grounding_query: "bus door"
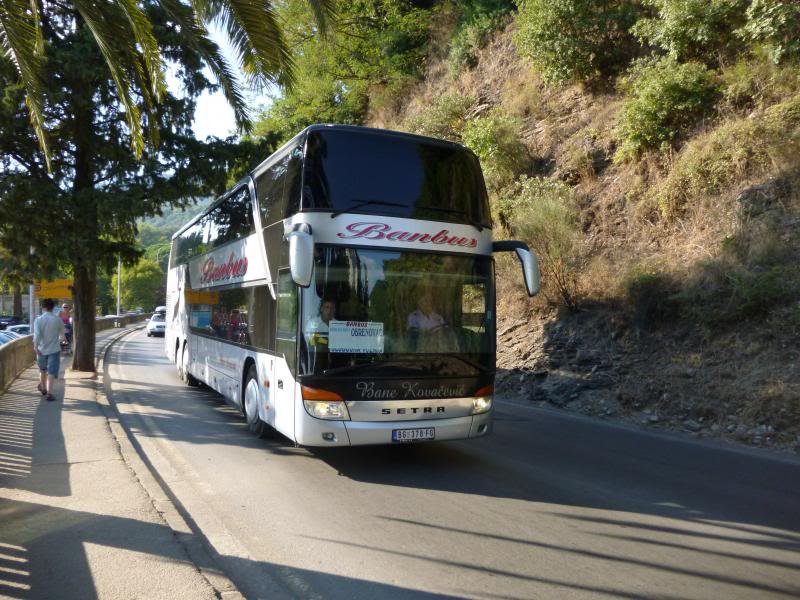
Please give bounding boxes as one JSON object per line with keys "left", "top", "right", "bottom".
{"left": 274, "top": 269, "right": 298, "bottom": 437}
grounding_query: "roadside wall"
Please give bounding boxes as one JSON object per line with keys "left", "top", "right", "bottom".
{"left": 0, "top": 314, "right": 147, "bottom": 392}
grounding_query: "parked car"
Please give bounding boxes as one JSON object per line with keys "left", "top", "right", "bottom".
{"left": 0, "top": 331, "right": 18, "bottom": 344}
{"left": 6, "top": 324, "right": 30, "bottom": 335}
{"left": 154, "top": 305, "right": 166, "bottom": 316}
{"left": 0, "top": 315, "right": 24, "bottom": 330}
{"left": 2, "top": 330, "right": 23, "bottom": 339}
{"left": 146, "top": 313, "right": 166, "bottom": 337}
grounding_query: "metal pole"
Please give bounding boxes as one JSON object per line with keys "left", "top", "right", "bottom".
{"left": 28, "top": 246, "right": 35, "bottom": 322}
{"left": 117, "top": 255, "right": 122, "bottom": 316}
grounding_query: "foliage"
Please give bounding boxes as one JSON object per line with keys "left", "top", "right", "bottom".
{"left": 404, "top": 92, "right": 476, "bottom": 142}
{"left": 514, "top": 0, "right": 640, "bottom": 84}
{"left": 654, "top": 95, "right": 800, "bottom": 217}
{"left": 111, "top": 259, "right": 164, "bottom": 312}
{"left": 0, "top": 0, "right": 333, "bottom": 164}
{"left": 497, "top": 176, "right": 583, "bottom": 308}
{"left": 253, "top": 0, "right": 434, "bottom": 142}
{"left": 632, "top": 0, "right": 747, "bottom": 64}
{"left": 462, "top": 110, "right": 528, "bottom": 192}
{"left": 624, "top": 269, "right": 680, "bottom": 329}
{"left": 615, "top": 57, "right": 719, "bottom": 161}
{"left": 0, "top": 4, "right": 275, "bottom": 370}
{"left": 446, "top": 0, "right": 514, "bottom": 75}
{"left": 720, "top": 49, "right": 800, "bottom": 110}
{"left": 737, "top": 0, "right": 800, "bottom": 64}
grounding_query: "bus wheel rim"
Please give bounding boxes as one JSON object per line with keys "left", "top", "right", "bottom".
{"left": 245, "top": 378, "right": 259, "bottom": 422}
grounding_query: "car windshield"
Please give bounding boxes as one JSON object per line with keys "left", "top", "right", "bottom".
{"left": 151, "top": 314, "right": 165, "bottom": 322}
{"left": 300, "top": 247, "right": 494, "bottom": 377}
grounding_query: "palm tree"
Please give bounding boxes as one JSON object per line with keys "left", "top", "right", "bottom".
{"left": 0, "top": 0, "right": 334, "bottom": 166}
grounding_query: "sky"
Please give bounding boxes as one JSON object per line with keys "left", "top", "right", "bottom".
{"left": 184, "top": 25, "right": 270, "bottom": 140}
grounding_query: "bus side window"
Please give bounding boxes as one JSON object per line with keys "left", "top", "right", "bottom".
{"left": 276, "top": 269, "right": 297, "bottom": 371}
{"left": 283, "top": 147, "right": 303, "bottom": 218}
{"left": 257, "top": 156, "right": 288, "bottom": 227}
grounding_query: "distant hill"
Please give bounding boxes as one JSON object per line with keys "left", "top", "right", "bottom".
{"left": 142, "top": 197, "right": 213, "bottom": 234}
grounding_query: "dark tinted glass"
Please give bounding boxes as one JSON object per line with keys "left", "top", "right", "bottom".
{"left": 187, "top": 285, "right": 275, "bottom": 351}
{"left": 256, "top": 155, "right": 289, "bottom": 225}
{"left": 207, "top": 188, "right": 253, "bottom": 248}
{"left": 302, "top": 130, "right": 491, "bottom": 227}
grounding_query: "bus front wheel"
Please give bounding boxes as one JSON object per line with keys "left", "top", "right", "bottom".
{"left": 244, "top": 366, "right": 270, "bottom": 438}
{"left": 181, "top": 345, "right": 199, "bottom": 387}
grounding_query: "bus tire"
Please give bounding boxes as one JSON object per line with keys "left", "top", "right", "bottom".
{"left": 181, "top": 344, "right": 199, "bottom": 387}
{"left": 243, "top": 366, "right": 270, "bottom": 438}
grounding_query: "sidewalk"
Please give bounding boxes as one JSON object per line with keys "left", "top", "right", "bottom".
{"left": 0, "top": 326, "right": 227, "bottom": 599}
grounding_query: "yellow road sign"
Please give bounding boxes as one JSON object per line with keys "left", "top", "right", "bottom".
{"left": 35, "top": 279, "right": 73, "bottom": 299}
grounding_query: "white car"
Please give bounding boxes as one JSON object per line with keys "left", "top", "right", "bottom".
{"left": 146, "top": 313, "right": 166, "bottom": 337}
{"left": 6, "top": 324, "right": 30, "bottom": 335}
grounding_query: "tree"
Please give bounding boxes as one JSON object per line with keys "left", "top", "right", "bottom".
{"left": 0, "top": 5, "right": 279, "bottom": 370}
{"left": 632, "top": 0, "right": 747, "bottom": 64}
{"left": 254, "top": 0, "right": 433, "bottom": 142}
{"left": 112, "top": 259, "right": 163, "bottom": 312}
{"left": 514, "top": 0, "right": 640, "bottom": 84}
{"left": 0, "top": 0, "right": 334, "bottom": 164}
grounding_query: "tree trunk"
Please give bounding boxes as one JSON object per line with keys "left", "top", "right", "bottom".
{"left": 12, "top": 286, "right": 22, "bottom": 317}
{"left": 72, "top": 262, "right": 97, "bottom": 372}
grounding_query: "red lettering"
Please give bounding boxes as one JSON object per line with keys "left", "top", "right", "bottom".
{"left": 336, "top": 221, "right": 479, "bottom": 249}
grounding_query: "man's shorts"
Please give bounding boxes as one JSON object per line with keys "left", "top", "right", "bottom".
{"left": 37, "top": 352, "right": 60, "bottom": 377}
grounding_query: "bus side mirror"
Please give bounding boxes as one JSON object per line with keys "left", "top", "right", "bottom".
{"left": 287, "top": 230, "right": 314, "bottom": 287}
{"left": 492, "top": 240, "right": 540, "bottom": 297}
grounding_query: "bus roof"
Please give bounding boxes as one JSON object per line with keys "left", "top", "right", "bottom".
{"left": 172, "top": 124, "right": 476, "bottom": 240}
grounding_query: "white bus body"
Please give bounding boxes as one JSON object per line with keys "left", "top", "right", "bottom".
{"left": 165, "top": 125, "right": 538, "bottom": 447}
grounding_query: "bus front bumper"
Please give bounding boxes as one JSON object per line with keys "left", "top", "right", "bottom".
{"left": 295, "top": 411, "right": 493, "bottom": 447}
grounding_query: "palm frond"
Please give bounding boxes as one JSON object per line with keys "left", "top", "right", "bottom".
{"left": 116, "top": 0, "right": 166, "bottom": 102}
{"left": 72, "top": 0, "right": 167, "bottom": 156}
{"left": 159, "top": 0, "right": 251, "bottom": 131}
{"left": 0, "top": 0, "right": 50, "bottom": 169}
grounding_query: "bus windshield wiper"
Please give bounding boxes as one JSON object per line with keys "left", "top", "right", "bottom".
{"left": 330, "top": 199, "right": 407, "bottom": 218}
{"left": 415, "top": 205, "right": 483, "bottom": 231}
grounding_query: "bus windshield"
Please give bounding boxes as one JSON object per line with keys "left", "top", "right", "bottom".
{"left": 302, "top": 129, "right": 492, "bottom": 228}
{"left": 300, "top": 247, "right": 495, "bottom": 377}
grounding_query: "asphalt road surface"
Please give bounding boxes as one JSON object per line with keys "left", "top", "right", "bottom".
{"left": 105, "top": 329, "right": 800, "bottom": 599}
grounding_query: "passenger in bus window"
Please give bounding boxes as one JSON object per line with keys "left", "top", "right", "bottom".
{"left": 407, "top": 289, "right": 445, "bottom": 333}
{"left": 306, "top": 299, "right": 335, "bottom": 335}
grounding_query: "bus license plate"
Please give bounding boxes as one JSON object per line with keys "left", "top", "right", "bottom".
{"left": 392, "top": 428, "right": 435, "bottom": 442}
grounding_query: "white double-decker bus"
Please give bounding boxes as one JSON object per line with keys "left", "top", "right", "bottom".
{"left": 165, "top": 125, "right": 539, "bottom": 446}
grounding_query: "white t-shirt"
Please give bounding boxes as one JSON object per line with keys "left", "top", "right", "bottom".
{"left": 34, "top": 310, "right": 65, "bottom": 355}
{"left": 407, "top": 309, "right": 445, "bottom": 332}
{"left": 305, "top": 316, "right": 330, "bottom": 333}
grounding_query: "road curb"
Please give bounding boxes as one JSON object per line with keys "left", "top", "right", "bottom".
{"left": 94, "top": 327, "right": 245, "bottom": 600}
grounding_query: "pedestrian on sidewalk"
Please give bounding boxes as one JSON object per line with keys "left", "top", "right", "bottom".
{"left": 33, "top": 298, "right": 65, "bottom": 402}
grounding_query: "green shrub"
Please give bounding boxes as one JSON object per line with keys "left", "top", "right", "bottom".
{"left": 447, "top": 1, "right": 514, "bottom": 75}
{"left": 738, "top": 0, "right": 800, "bottom": 64}
{"left": 404, "top": 92, "right": 476, "bottom": 142}
{"left": 720, "top": 49, "right": 800, "bottom": 110}
{"left": 497, "top": 176, "right": 583, "bottom": 308}
{"left": 655, "top": 95, "right": 800, "bottom": 217}
{"left": 514, "top": 0, "right": 640, "bottom": 84}
{"left": 447, "top": 12, "right": 506, "bottom": 74}
{"left": 731, "top": 266, "right": 799, "bottom": 319}
{"left": 615, "top": 57, "right": 719, "bottom": 161}
{"left": 462, "top": 111, "right": 528, "bottom": 192}
{"left": 632, "top": 0, "right": 747, "bottom": 63}
{"left": 625, "top": 270, "right": 680, "bottom": 328}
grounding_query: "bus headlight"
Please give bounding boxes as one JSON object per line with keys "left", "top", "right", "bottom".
{"left": 304, "top": 400, "right": 350, "bottom": 420}
{"left": 472, "top": 385, "right": 493, "bottom": 414}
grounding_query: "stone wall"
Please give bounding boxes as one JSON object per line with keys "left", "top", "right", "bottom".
{"left": 0, "top": 314, "right": 147, "bottom": 391}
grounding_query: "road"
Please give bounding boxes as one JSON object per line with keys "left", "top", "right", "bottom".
{"left": 105, "top": 329, "right": 800, "bottom": 599}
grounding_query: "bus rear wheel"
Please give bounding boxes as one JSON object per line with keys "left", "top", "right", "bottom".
{"left": 244, "top": 366, "right": 270, "bottom": 438}
{"left": 181, "top": 344, "right": 199, "bottom": 387}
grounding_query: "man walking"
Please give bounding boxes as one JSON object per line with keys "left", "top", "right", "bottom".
{"left": 33, "top": 298, "right": 65, "bottom": 402}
